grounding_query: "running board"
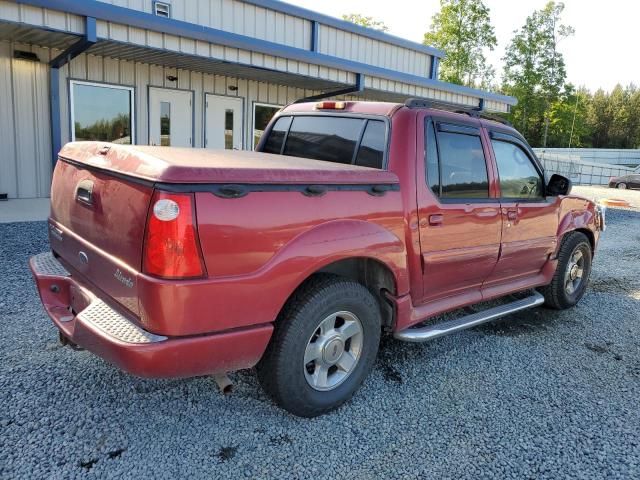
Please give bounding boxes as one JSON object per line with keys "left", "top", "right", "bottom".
{"left": 394, "top": 291, "right": 545, "bottom": 343}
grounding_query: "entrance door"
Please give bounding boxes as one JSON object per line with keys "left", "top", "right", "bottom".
{"left": 149, "top": 87, "right": 193, "bottom": 147}
{"left": 205, "top": 94, "right": 243, "bottom": 150}
{"left": 417, "top": 116, "right": 502, "bottom": 303}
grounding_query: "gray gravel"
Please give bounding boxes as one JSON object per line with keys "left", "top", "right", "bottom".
{"left": 1, "top": 192, "right": 640, "bottom": 479}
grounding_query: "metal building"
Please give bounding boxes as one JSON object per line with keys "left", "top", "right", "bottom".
{"left": 0, "top": 0, "right": 516, "bottom": 199}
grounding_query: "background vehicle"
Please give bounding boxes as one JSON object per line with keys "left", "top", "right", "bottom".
{"left": 609, "top": 173, "right": 640, "bottom": 189}
{"left": 30, "top": 99, "right": 604, "bottom": 417}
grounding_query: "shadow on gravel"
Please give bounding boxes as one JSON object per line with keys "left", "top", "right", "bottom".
{"left": 474, "top": 307, "right": 560, "bottom": 337}
{"left": 589, "top": 276, "right": 637, "bottom": 294}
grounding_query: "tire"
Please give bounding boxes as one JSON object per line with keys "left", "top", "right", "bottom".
{"left": 539, "top": 231, "right": 592, "bottom": 309}
{"left": 617, "top": 183, "right": 627, "bottom": 189}
{"left": 257, "top": 274, "right": 381, "bottom": 417}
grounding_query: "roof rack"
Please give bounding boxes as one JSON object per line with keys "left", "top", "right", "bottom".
{"left": 404, "top": 98, "right": 512, "bottom": 127}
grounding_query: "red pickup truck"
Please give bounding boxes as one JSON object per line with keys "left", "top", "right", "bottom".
{"left": 31, "top": 100, "right": 605, "bottom": 417}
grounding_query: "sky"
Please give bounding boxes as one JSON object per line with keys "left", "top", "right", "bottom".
{"left": 287, "top": 0, "right": 639, "bottom": 92}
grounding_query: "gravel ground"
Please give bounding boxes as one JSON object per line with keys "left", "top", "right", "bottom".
{"left": 1, "top": 189, "right": 639, "bottom": 479}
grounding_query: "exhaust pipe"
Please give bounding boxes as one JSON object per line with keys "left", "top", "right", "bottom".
{"left": 213, "top": 374, "right": 233, "bottom": 395}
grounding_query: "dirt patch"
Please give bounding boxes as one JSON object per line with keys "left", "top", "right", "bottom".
{"left": 216, "top": 446, "right": 238, "bottom": 462}
{"left": 269, "top": 434, "right": 292, "bottom": 446}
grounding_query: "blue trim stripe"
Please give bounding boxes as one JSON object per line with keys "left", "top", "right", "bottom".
{"left": 240, "top": 0, "right": 445, "bottom": 58}
{"left": 20, "top": 0, "right": 516, "bottom": 106}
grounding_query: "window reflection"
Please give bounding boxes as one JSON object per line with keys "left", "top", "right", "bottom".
{"left": 160, "top": 101, "right": 171, "bottom": 146}
{"left": 72, "top": 82, "right": 133, "bottom": 144}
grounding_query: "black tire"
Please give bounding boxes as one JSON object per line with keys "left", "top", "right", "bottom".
{"left": 617, "top": 182, "right": 627, "bottom": 189}
{"left": 256, "top": 274, "right": 381, "bottom": 417}
{"left": 539, "top": 231, "right": 592, "bottom": 309}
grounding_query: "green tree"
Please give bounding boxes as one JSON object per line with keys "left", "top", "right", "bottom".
{"left": 342, "top": 14, "right": 389, "bottom": 32}
{"left": 502, "top": 2, "right": 574, "bottom": 146}
{"left": 423, "top": 0, "right": 497, "bottom": 88}
{"left": 547, "top": 85, "right": 592, "bottom": 147}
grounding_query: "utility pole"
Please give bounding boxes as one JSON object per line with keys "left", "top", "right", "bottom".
{"left": 568, "top": 93, "right": 579, "bottom": 148}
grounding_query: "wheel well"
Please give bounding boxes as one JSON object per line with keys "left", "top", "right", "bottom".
{"left": 303, "top": 258, "right": 397, "bottom": 329}
{"left": 574, "top": 228, "right": 595, "bottom": 252}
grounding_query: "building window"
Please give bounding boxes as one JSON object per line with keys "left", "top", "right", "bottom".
{"left": 70, "top": 80, "right": 135, "bottom": 144}
{"left": 154, "top": 1, "right": 171, "bottom": 18}
{"left": 253, "top": 103, "right": 282, "bottom": 149}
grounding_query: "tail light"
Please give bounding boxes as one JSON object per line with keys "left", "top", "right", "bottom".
{"left": 143, "top": 190, "right": 206, "bottom": 279}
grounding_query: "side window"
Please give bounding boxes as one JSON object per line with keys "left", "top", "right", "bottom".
{"left": 354, "top": 120, "right": 385, "bottom": 169}
{"left": 262, "top": 116, "right": 292, "bottom": 154}
{"left": 491, "top": 140, "right": 543, "bottom": 199}
{"left": 425, "top": 120, "right": 489, "bottom": 199}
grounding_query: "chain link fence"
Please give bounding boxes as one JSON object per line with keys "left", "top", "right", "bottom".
{"left": 533, "top": 150, "right": 638, "bottom": 186}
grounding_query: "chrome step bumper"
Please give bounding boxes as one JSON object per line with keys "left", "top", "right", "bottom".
{"left": 394, "top": 291, "right": 545, "bottom": 342}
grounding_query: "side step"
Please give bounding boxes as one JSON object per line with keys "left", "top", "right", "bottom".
{"left": 394, "top": 291, "right": 545, "bottom": 343}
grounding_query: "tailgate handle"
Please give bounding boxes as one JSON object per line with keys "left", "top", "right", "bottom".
{"left": 76, "top": 180, "right": 94, "bottom": 206}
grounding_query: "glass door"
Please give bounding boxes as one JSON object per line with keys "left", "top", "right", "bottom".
{"left": 205, "top": 94, "right": 244, "bottom": 150}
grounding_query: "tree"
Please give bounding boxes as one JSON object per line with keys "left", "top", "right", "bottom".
{"left": 423, "top": 0, "right": 497, "bottom": 88}
{"left": 502, "top": 2, "right": 574, "bottom": 147}
{"left": 342, "top": 14, "right": 389, "bottom": 32}
{"left": 547, "top": 85, "right": 592, "bottom": 148}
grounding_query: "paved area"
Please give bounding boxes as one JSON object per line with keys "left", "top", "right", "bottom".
{"left": 0, "top": 189, "right": 639, "bottom": 479}
{"left": 0, "top": 198, "right": 50, "bottom": 223}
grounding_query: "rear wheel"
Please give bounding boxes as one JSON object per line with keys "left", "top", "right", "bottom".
{"left": 539, "top": 231, "right": 592, "bottom": 309}
{"left": 617, "top": 182, "right": 627, "bottom": 189}
{"left": 257, "top": 274, "right": 381, "bottom": 417}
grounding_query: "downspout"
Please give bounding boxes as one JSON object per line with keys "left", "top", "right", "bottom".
{"left": 49, "top": 16, "right": 97, "bottom": 168}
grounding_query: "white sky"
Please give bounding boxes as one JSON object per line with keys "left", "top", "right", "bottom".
{"left": 287, "top": 0, "right": 639, "bottom": 92}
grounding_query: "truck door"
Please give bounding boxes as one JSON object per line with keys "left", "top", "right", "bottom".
{"left": 417, "top": 116, "right": 502, "bottom": 303}
{"left": 482, "top": 131, "right": 559, "bottom": 288}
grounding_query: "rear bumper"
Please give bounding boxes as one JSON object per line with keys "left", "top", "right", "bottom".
{"left": 29, "top": 252, "right": 273, "bottom": 378}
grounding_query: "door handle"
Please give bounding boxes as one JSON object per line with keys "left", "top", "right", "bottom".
{"left": 429, "top": 214, "right": 444, "bottom": 226}
{"left": 507, "top": 210, "right": 517, "bottom": 221}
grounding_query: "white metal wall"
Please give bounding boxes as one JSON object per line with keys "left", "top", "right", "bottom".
{"left": 317, "top": 25, "right": 432, "bottom": 78}
{"left": 0, "top": 41, "right": 52, "bottom": 199}
{"left": 0, "top": 40, "right": 332, "bottom": 198}
{"left": 94, "top": 0, "right": 434, "bottom": 78}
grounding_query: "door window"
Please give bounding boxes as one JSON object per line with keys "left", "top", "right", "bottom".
{"left": 160, "top": 101, "right": 171, "bottom": 146}
{"left": 425, "top": 121, "right": 489, "bottom": 199}
{"left": 491, "top": 140, "right": 543, "bottom": 199}
{"left": 224, "top": 109, "right": 234, "bottom": 149}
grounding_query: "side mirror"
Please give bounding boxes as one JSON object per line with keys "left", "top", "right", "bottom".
{"left": 546, "top": 174, "right": 572, "bottom": 196}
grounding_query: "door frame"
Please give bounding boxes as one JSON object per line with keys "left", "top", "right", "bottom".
{"left": 203, "top": 92, "right": 245, "bottom": 150}
{"left": 147, "top": 85, "right": 195, "bottom": 147}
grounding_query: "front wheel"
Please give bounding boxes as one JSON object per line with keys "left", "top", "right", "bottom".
{"left": 617, "top": 182, "right": 627, "bottom": 189}
{"left": 257, "top": 274, "right": 381, "bottom": 417}
{"left": 539, "top": 231, "right": 592, "bottom": 309}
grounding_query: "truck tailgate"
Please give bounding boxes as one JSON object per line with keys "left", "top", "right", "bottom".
{"left": 49, "top": 159, "right": 152, "bottom": 315}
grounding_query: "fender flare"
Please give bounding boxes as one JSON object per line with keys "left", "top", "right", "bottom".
{"left": 259, "top": 218, "right": 409, "bottom": 307}
{"left": 555, "top": 209, "right": 596, "bottom": 256}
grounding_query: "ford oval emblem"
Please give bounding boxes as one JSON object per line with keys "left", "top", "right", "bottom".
{"left": 78, "top": 251, "right": 89, "bottom": 265}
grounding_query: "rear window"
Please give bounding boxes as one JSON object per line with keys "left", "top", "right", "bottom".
{"left": 261, "top": 115, "right": 387, "bottom": 169}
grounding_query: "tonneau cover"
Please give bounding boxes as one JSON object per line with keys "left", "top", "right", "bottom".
{"left": 59, "top": 142, "right": 400, "bottom": 185}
